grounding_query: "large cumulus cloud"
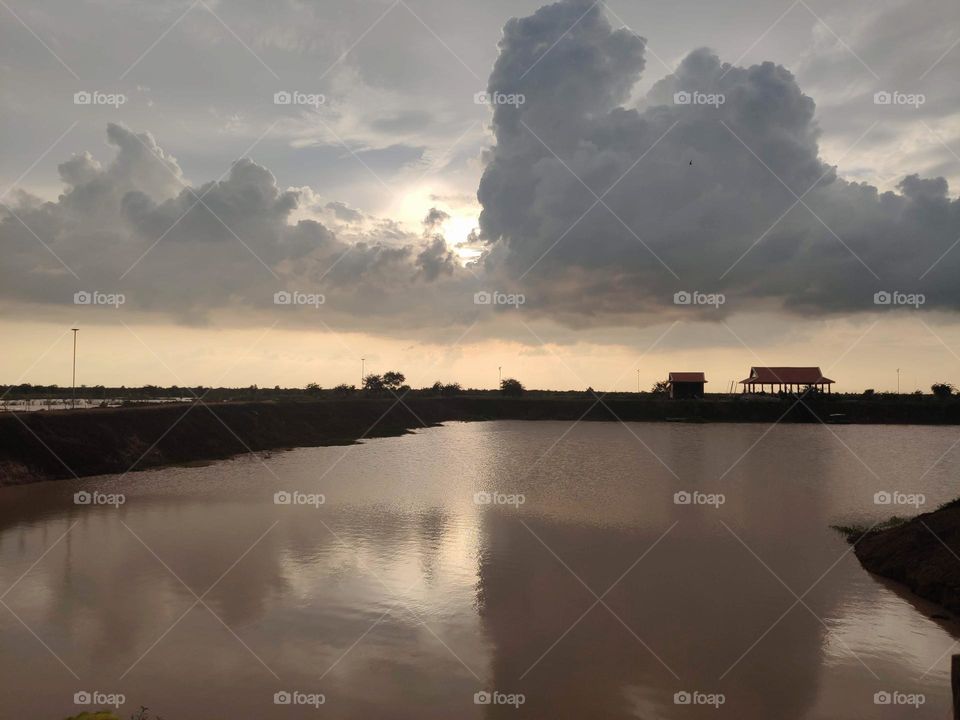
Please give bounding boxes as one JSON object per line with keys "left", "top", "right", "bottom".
{"left": 1, "top": 123, "right": 471, "bottom": 329}
{"left": 477, "top": 0, "right": 960, "bottom": 320}
{"left": 3, "top": 0, "right": 959, "bottom": 337}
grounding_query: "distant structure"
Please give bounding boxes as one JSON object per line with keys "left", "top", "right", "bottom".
{"left": 667, "top": 372, "right": 706, "bottom": 399}
{"left": 739, "top": 367, "right": 834, "bottom": 394}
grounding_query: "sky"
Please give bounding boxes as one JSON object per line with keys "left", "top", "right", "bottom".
{"left": 1, "top": 0, "right": 959, "bottom": 393}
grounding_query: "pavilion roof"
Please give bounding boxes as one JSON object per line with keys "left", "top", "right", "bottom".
{"left": 739, "top": 367, "right": 834, "bottom": 384}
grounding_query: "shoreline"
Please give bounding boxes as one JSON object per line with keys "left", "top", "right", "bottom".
{"left": 3, "top": 395, "right": 960, "bottom": 485}
{"left": 845, "top": 501, "right": 960, "bottom": 616}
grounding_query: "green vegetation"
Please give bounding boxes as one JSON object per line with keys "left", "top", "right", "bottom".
{"left": 65, "top": 707, "right": 160, "bottom": 720}
{"left": 832, "top": 516, "right": 908, "bottom": 543}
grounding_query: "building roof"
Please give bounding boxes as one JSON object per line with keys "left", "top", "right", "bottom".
{"left": 739, "top": 367, "right": 834, "bottom": 384}
{"left": 668, "top": 372, "right": 707, "bottom": 383}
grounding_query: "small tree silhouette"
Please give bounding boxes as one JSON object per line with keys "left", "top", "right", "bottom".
{"left": 382, "top": 371, "right": 406, "bottom": 391}
{"left": 500, "top": 378, "right": 524, "bottom": 396}
{"left": 362, "top": 374, "right": 385, "bottom": 392}
{"left": 932, "top": 382, "right": 954, "bottom": 398}
{"left": 651, "top": 380, "right": 670, "bottom": 395}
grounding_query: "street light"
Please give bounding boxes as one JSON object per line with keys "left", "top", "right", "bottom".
{"left": 637, "top": 369, "right": 640, "bottom": 393}
{"left": 498, "top": 366, "right": 502, "bottom": 388}
{"left": 896, "top": 368, "right": 901, "bottom": 394}
{"left": 71, "top": 328, "right": 79, "bottom": 409}
{"left": 361, "top": 358, "right": 365, "bottom": 388}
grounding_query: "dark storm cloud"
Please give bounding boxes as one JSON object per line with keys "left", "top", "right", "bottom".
{"left": 476, "top": 0, "right": 960, "bottom": 318}
{"left": 2, "top": 0, "right": 958, "bottom": 334}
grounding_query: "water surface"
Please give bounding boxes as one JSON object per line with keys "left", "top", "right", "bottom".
{"left": 1, "top": 421, "right": 958, "bottom": 718}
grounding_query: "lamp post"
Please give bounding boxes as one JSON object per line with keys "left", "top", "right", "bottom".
{"left": 637, "top": 369, "right": 640, "bottom": 393}
{"left": 498, "top": 366, "right": 502, "bottom": 388}
{"left": 71, "top": 328, "right": 79, "bottom": 409}
{"left": 897, "top": 368, "right": 900, "bottom": 394}
{"left": 361, "top": 358, "right": 365, "bottom": 388}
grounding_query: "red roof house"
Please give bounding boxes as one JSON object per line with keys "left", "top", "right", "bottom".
{"left": 739, "top": 367, "right": 834, "bottom": 394}
{"left": 667, "top": 372, "right": 707, "bottom": 399}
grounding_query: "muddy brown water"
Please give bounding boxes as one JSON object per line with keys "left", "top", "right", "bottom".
{"left": 1, "top": 421, "right": 958, "bottom": 718}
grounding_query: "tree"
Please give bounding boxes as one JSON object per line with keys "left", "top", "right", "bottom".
{"left": 305, "top": 382, "right": 321, "bottom": 395}
{"left": 382, "top": 371, "right": 406, "bottom": 391}
{"left": 333, "top": 383, "right": 356, "bottom": 395}
{"left": 362, "top": 374, "right": 385, "bottom": 392}
{"left": 932, "top": 382, "right": 955, "bottom": 398}
{"left": 431, "top": 381, "right": 462, "bottom": 396}
{"left": 651, "top": 380, "right": 670, "bottom": 395}
{"left": 500, "top": 377, "right": 524, "bottom": 396}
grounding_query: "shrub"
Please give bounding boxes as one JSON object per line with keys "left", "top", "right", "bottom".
{"left": 932, "top": 383, "right": 954, "bottom": 398}
{"left": 500, "top": 378, "right": 524, "bottom": 396}
{"left": 651, "top": 380, "right": 670, "bottom": 395}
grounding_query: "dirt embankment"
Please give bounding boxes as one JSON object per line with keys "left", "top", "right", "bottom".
{"left": 851, "top": 502, "right": 960, "bottom": 615}
{"left": 2, "top": 395, "right": 960, "bottom": 485}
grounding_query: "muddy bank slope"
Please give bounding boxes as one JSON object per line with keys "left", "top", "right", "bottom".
{"left": 852, "top": 502, "right": 960, "bottom": 616}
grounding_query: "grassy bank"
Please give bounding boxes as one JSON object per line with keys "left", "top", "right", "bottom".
{"left": 4, "top": 395, "right": 960, "bottom": 485}
{"left": 839, "top": 500, "right": 960, "bottom": 616}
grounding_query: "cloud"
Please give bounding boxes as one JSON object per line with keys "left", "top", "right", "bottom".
{"left": 0, "top": 123, "right": 473, "bottom": 330}
{"left": 473, "top": 0, "right": 959, "bottom": 322}
{"left": 2, "top": 0, "right": 958, "bottom": 341}
{"left": 422, "top": 207, "right": 450, "bottom": 230}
